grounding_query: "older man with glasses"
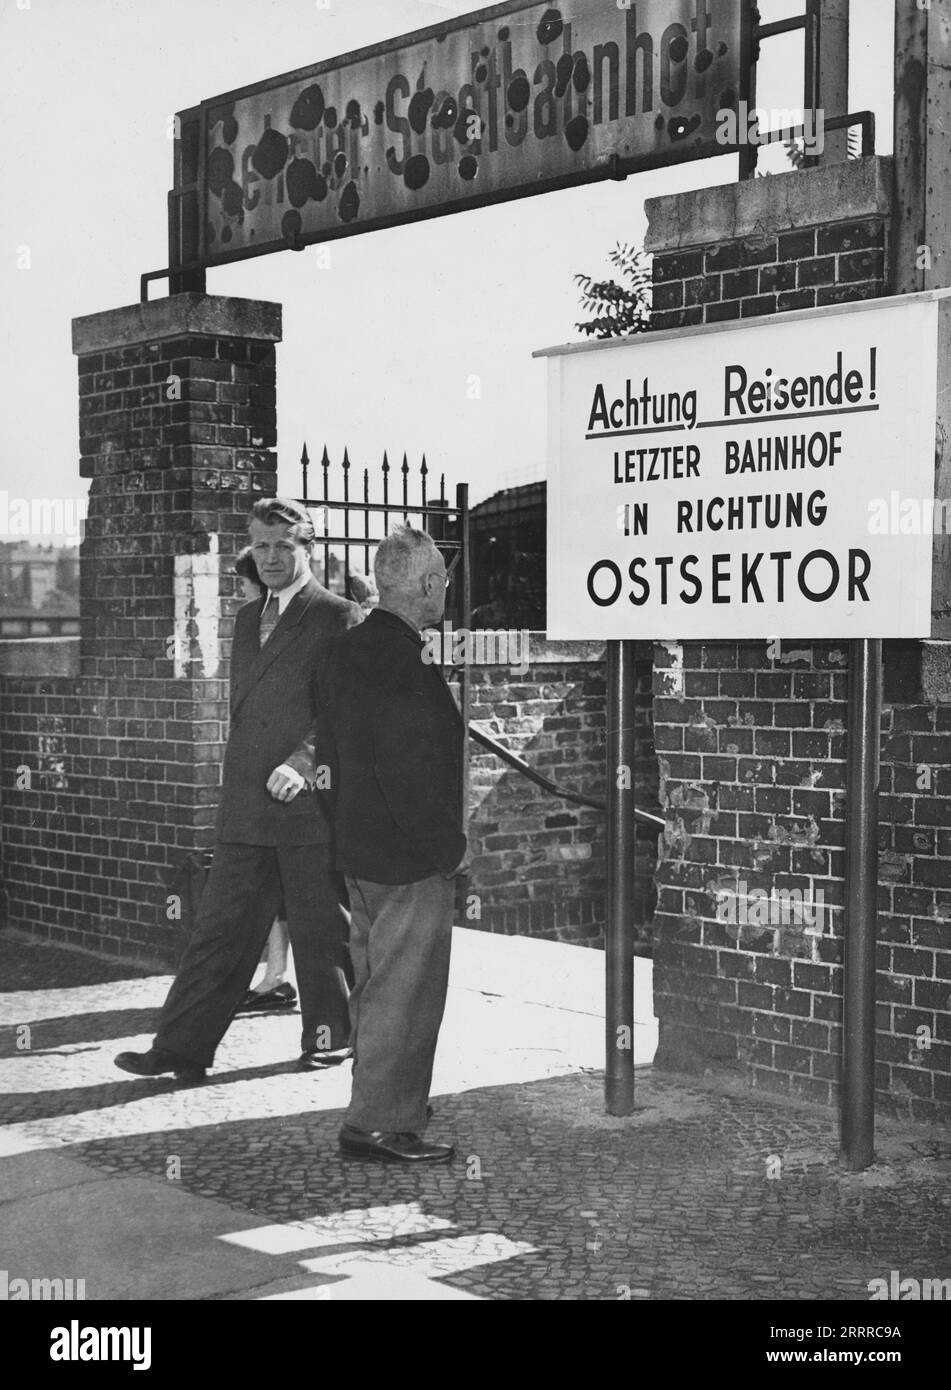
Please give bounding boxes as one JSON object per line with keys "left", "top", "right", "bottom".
{"left": 314, "top": 524, "right": 469, "bottom": 1163}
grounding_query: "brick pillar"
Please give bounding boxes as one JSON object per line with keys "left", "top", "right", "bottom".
{"left": 637, "top": 160, "right": 951, "bottom": 1118}
{"left": 74, "top": 294, "right": 280, "bottom": 675}
{"left": 49, "top": 293, "right": 282, "bottom": 961}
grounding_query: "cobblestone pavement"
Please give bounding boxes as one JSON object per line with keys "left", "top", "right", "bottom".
{"left": 2, "top": 934, "right": 950, "bottom": 1301}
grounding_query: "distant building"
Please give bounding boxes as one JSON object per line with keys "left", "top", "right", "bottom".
{"left": 470, "top": 482, "right": 546, "bottom": 629}
{"left": 0, "top": 543, "right": 79, "bottom": 638}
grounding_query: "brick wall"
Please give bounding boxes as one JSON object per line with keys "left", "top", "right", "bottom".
{"left": 651, "top": 640, "right": 951, "bottom": 1123}
{"left": 0, "top": 296, "right": 281, "bottom": 965}
{"left": 1, "top": 644, "right": 658, "bottom": 963}
{"left": 645, "top": 160, "right": 950, "bottom": 1123}
{"left": 459, "top": 642, "right": 657, "bottom": 949}
{"left": 650, "top": 219, "right": 886, "bottom": 331}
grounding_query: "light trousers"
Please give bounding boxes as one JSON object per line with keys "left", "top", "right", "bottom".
{"left": 344, "top": 872, "right": 454, "bottom": 1134}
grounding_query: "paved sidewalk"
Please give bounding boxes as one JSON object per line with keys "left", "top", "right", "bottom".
{"left": 1, "top": 929, "right": 949, "bottom": 1301}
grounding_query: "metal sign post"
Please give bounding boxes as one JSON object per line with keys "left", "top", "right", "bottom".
{"left": 841, "top": 637, "right": 881, "bottom": 1170}
{"left": 838, "top": 0, "right": 951, "bottom": 1172}
{"left": 606, "top": 640, "right": 636, "bottom": 1116}
{"left": 817, "top": 0, "right": 850, "bottom": 165}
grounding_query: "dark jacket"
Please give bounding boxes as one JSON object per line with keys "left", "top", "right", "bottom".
{"left": 315, "top": 607, "right": 466, "bottom": 883}
{"left": 217, "top": 576, "right": 361, "bottom": 846}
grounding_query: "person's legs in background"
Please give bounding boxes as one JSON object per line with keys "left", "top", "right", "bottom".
{"left": 236, "top": 914, "right": 297, "bottom": 1011}
{"left": 259, "top": 917, "right": 291, "bottom": 990}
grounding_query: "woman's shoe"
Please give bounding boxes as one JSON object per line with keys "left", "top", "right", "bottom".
{"left": 235, "top": 982, "right": 298, "bottom": 1013}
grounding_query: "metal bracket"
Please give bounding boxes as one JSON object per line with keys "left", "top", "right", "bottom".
{"left": 140, "top": 263, "right": 206, "bottom": 303}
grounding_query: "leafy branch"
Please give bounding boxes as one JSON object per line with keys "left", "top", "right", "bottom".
{"left": 575, "top": 242, "right": 652, "bottom": 340}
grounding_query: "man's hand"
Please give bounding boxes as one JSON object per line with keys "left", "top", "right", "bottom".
{"left": 267, "top": 764, "right": 306, "bottom": 802}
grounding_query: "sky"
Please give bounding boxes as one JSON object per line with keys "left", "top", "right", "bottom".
{"left": 0, "top": 0, "right": 896, "bottom": 540}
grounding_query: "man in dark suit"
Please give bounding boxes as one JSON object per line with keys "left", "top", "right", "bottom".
{"left": 316, "top": 524, "right": 467, "bottom": 1163}
{"left": 115, "top": 498, "right": 360, "bottom": 1081}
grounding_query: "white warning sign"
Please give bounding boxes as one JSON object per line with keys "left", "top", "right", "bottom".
{"left": 539, "top": 294, "right": 940, "bottom": 640}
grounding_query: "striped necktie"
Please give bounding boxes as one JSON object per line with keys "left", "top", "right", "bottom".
{"left": 259, "top": 594, "right": 279, "bottom": 647}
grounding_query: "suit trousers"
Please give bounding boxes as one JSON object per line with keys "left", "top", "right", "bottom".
{"left": 155, "top": 841, "right": 352, "bottom": 1067}
{"left": 343, "top": 872, "right": 454, "bottom": 1134}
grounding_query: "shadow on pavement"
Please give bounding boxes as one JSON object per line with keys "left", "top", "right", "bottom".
{"left": 0, "top": 1009, "right": 164, "bottom": 1053}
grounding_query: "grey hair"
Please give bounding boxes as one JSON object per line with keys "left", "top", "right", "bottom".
{"left": 373, "top": 524, "right": 439, "bottom": 593}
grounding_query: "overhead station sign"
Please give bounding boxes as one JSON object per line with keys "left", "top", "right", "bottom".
{"left": 180, "top": 0, "right": 748, "bottom": 265}
{"left": 539, "top": 295, "right": 940, "bottom": 640}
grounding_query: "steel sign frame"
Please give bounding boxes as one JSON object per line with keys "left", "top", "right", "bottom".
{"left": 170, "top": 0, "right": 754, "bottom": 277}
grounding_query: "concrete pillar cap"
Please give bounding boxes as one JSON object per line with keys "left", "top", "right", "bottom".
{"left": 645, "top": 156, "right": 893, "bottom": 254}
{"left": 72, "top": 293, "right": 282, "bottom": 355}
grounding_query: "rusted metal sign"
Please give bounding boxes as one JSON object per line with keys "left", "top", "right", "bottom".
{"left": 173, "top": 0, "right": 750, "bottom": 271}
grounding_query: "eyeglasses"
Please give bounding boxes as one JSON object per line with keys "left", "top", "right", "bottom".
{"left": 428, "top": 551, "right": 460, "bottom": 589}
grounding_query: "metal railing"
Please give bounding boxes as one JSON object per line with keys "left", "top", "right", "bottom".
{"left": 468, "top": 720, "right": 665, "bottom": 832}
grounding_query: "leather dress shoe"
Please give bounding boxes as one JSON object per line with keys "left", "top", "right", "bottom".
{"left": 339, "top": 1124, "right": 454, "bottom": 1163}
{"left": 235, "top": 982, "right": 298, "bottom": 1013}
{"left": 298, "top": 1046, "right": 353, "bottom": 1070}
{"left": 114, "top": 1048, "right": 206, "bottom": 1082}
